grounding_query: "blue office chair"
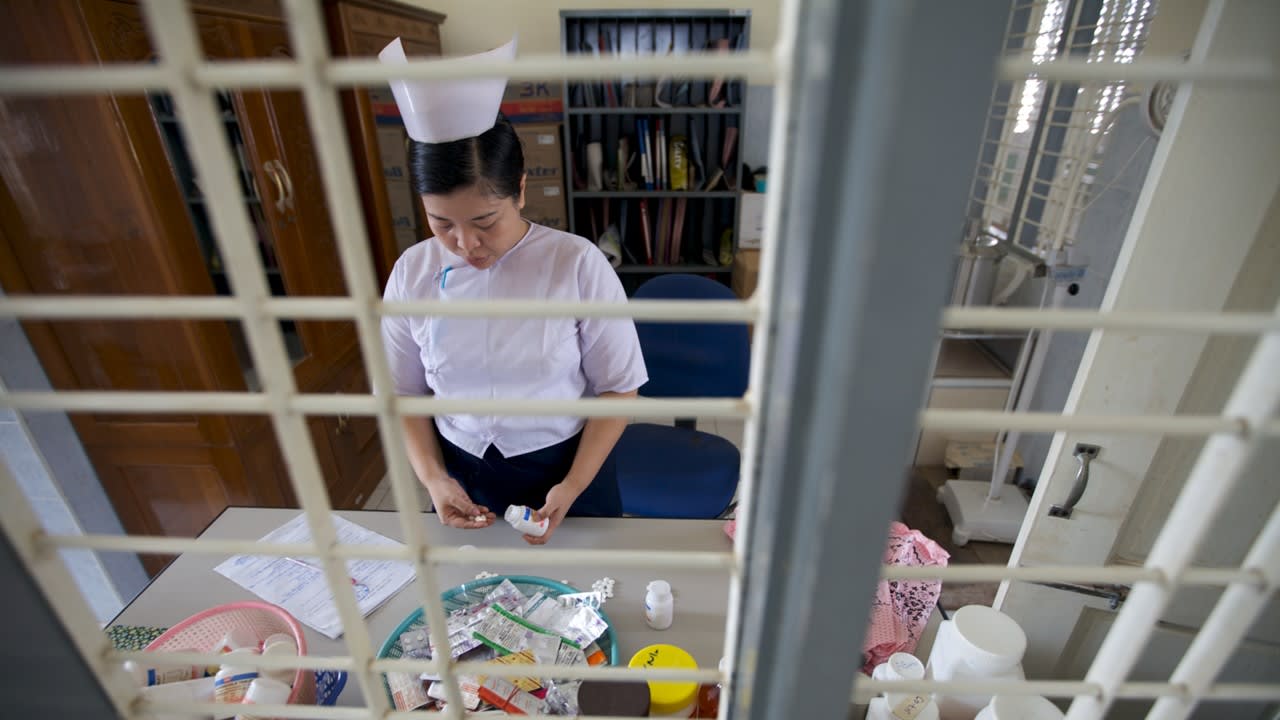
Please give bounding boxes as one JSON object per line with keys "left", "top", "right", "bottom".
{"left": 614, "top": 274, "right": 750, "bottom": 518}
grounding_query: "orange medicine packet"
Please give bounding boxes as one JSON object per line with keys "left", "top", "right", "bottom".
{"left": 486, "top": 649, "right": 542, "bottom": 693}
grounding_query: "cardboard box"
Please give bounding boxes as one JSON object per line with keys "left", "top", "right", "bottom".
{"left": 738, "top": 192, "right": 767, "bottom": 249}
{"left": 376, "top": 125, "right": 410, "bottom": 185}
{"left": 515, "top": 123, "right": 563, "bottom": 183}
{"left": 501, "top": 80, "right": 564, "bottom": 124}
{"left": 387, "top": 182, "right": 417, "bottom": 236}
{"left": 369, "top": 87, "right": 400, "bottom": 120}
{"left": 731, "top": 249, "right": 760, "bottom": 300}
{"left": 944, "top": 440, "right": 1024, "bottom": 484}
{"left": 523, "top": 178, "right": 566, "bottom": 231}
{"left": 394, "top": 228, "right": 420, "bottom": 255}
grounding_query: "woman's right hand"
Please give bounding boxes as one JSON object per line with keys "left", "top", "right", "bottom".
{"left": 423, "top": 475, "right": 495, "bottom": 529}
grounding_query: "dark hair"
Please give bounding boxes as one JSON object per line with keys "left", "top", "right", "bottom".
{"left": 408, "top": 114, "right": 524, "bottom": 199}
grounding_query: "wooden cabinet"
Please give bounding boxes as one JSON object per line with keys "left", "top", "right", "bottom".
{"left": 0, "top": 0, "right": 441, "bottom": 574}
{"left": 326, "top": 0, "right": 444, "bottom": 287}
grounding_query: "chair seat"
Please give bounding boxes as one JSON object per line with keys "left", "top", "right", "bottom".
{"left": 614, "top": 423, "right": 739, "bottom": 519}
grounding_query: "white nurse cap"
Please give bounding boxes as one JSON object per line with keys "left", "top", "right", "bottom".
{"left": 377, "top": 35, "right": 518, "bottom": 144}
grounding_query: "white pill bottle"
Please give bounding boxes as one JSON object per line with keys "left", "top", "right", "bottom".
{"left": 504, "top": 505, "right": 549, "bottom": 537}
{"left": 866, "top": 653, "right": 938, "bottom": 720}
{"left": 644, "top": 580, "right": 674, "bottom": 630}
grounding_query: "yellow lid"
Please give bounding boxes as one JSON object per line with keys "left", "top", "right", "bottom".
{"left": 629, "top": 644, "right": 698, "bottom": 716}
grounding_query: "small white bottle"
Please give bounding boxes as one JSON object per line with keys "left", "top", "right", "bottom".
{"left": 644, "top": 580, "right": 674, "bottom": 630}
{"left": 122, "top": 658, "right": 198, "bottom": 687}
{"left": 236, "top": 676, "right": 293, "bottom": 720}
{"left": 866, "top": 653, "right": 938, "bottom": 720}
{"left": 213, "top": 656, "right": 260, "bottom": 704}
{"left": 217, "top": 627, "right": 259, "bottom": 654}
{"left": 138, "top": 675, "right": 216, "bottom": 700}
{"left": 504, "top": 505, "right": 549, "bottom": 537}
{"left": 260, "top": 634, "right": 299, "bottom": 685}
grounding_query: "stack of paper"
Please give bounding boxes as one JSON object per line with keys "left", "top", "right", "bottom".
{"left": 214, "top": 514, "right": 416, "bottom": 639}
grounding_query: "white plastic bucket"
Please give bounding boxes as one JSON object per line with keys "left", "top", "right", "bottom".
{"left": 949, "top": 605, "right": 1027, "bottom": 674}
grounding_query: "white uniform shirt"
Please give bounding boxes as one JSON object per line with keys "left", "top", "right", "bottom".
{"left": 381, "top": 222, "right": 648, "bottom": 458}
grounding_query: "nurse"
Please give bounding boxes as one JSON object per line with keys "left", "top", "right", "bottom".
{"left": 378, "top": 37, "right": 648, "bottom": 545}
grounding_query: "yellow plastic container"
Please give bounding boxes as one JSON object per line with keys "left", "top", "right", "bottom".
{"left": 629, "top": 644, "right": 698, "bottom": 717}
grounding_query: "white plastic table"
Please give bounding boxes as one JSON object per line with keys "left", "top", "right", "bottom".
{"left": 109, "top": 508, "right": 734, "bottom": 708}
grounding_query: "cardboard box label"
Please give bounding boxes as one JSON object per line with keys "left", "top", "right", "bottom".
{"left": 501, "top": 81, "right": 564, "bottom": 124}
{"left": 738, "top": 192, "right": 767, "bottom": 249}
{"left": 377, "top": 126, "right": 410, "bottom": 183}
{"left": 515, "top": 123, "right": 563, "bottom": 181}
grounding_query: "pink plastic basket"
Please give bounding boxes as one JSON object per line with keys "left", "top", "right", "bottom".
{"left": 144, "top": 601, "right": 316, "bottom": 706}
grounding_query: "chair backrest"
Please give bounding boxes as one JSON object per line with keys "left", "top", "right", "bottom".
{"left": 632, "top": 274, "right": 750, "bottom": 398}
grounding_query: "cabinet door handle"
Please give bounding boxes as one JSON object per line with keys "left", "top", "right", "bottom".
{"left": 278, "top": 163, "right": 295, "bottom": 211}
{"left": 1050, "top": 443, "right": 1101, "bottom": 518}
{"left": 264, "top": 160, "right": 287, "bottom": 214}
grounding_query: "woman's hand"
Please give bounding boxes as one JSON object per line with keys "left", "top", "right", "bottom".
{"left": 423, "top": 475, "right": 495, "bottom": 529}
{"left": 524, "top": 480, "right": 585, "bottom": 545}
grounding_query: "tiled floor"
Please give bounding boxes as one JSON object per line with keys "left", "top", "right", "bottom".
{"left": 362, "top": 418, "right": 746, "bottom": 512}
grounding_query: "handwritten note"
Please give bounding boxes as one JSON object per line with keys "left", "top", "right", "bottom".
{"left": 214, "top": 513, "right": 416, "bottom": 639}
{"left": 892, "top": 694, "right": 931, "bottom": 720}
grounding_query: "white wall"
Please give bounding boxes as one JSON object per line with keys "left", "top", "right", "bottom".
{"left": 399, "top": 0, "right": 781, "bottom": 55}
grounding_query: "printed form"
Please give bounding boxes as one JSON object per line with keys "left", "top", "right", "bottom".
{"left": 215, "top": 513, "right": 416, "bottom": 639}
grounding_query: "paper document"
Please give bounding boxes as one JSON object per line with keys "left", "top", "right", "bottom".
{"left": 215, "top": 513, "right": 416, "bottom": 639}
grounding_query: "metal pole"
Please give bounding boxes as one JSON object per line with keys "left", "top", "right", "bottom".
{"left": 732, "top": 1, "right": 1006, "bottom": 718}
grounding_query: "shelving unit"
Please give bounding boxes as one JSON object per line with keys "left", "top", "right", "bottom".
{"left": 561, "top": 9, "right": 750, "bottom": 294}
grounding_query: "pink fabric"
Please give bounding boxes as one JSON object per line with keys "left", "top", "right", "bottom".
{"left": 862, "top": 522, "right": 950, "bottom": 673}
{"left": 723, "top": 518, "right": 947, "bottom": 673}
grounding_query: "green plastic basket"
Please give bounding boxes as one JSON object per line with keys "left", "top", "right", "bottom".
{"left": 376, "top": 575, "right": 620, "bottom": 706}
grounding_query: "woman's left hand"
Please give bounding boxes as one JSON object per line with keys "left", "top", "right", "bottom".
{"left": 525, "top": 480, "right": 584, "bottom": 545}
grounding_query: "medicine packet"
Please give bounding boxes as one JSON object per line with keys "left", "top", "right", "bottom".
{"left": 474, "top": 604, "right": 562, "bottom": 656}
{"left": 399, "top": 629, "right": 432, "bottom": 659}
{"left": 526, "top": 600, "right": 610, "bottom": 648}
{"left": 386, "top": 671, "right": 432, "bottom": 711}
{"left": 426, "top": 676, "right": 481, "bottom": 710}
{"left": 483, "top": 579, "right": 528, "bottom": 609}
{"left": 558, "top": 591, "right": 606, "bottom": 610}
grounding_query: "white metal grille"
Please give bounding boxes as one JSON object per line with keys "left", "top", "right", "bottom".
{"left": 0, "top": 0, "right": 1277, "bottom": 719}
{"left": 970, "top": 0, "right": 1160, "bottom": 254}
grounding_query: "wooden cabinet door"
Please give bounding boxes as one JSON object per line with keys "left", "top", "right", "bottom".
{"left": 0, "top": 0, "right": 291, "bottom": 575}
{"left": 0, "top": 0, "right": 246, "bottom": 449}
{"left": 234, "top": 19, "right": 382, "bottom": 506}
{"left": 326, "top": 361, "right": 385, "bottom": 508}
{"left": 234, "top": 20, "right": 363, "bottom": 392}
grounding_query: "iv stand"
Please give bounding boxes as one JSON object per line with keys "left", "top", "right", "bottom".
{"left": 937, "top": 250, "right": 1086, "bottom": 545}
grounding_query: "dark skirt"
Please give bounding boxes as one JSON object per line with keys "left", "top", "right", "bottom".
{"left": 434, "top": 425, "right": 622, "bottom": 518}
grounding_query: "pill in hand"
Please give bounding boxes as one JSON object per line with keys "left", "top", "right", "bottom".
{"left": 474, "top": 515, "right": 486, "bottom": 523}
